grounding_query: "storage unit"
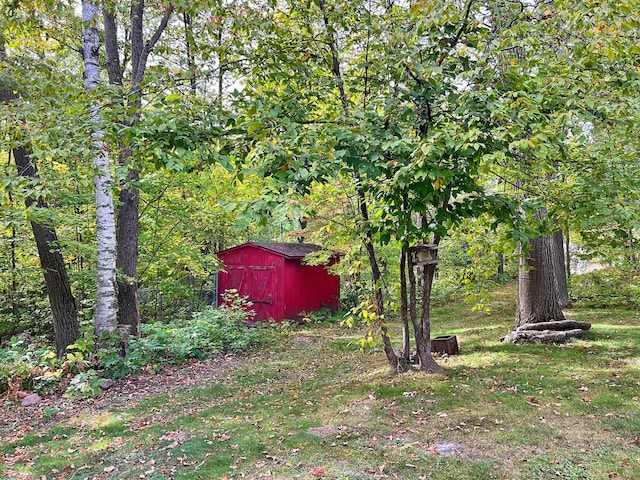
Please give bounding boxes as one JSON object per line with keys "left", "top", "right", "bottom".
{"left": 431, "top": 335, "right": 459, "bottom": 355}
{"left": 216, "top": 242, "right": 340, "bottom": 322}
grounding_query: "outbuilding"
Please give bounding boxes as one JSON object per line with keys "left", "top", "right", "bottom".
{"left": 216, "top": 242, "right": 340, "bottom": 322}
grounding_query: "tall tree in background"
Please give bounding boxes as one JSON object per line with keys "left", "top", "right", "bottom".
{"left": 1, "top": 26, "right": 81, "bottom": 355}
{"left": 0, "top": 90, "right": 80, "bottom": 356}
{"left": 103, "top": 1, "right": 174, "bottom": 337}
{"left": 83, "top": 0, "right": 118, "bottom": 341}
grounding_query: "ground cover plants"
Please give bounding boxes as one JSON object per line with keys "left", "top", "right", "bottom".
{"left": 0, "top": 290, "right": 268, "bottom": 398}
{"left": 1, "top": 281, "right": 639, "bottom": 479}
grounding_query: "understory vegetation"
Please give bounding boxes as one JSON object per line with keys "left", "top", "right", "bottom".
{"left": 1, "top": 277, "right": 639, "bottom": 479}
{"left": 0, "top": 291, "right": 268, "bottom": 398}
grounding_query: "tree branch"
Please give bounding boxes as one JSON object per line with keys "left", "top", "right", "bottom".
{"left": 132, "top": 5, "right": 175, "bottom": 88}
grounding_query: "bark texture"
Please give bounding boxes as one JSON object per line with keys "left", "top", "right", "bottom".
{"left": 116, "top": 170, "right": 141, "bottom": 336}
{"left": 83, "top": 0, "right": 118, "bottom": 340}
{"left": 414, "top": 247, "right": 443, "bottom": 373}
{"left": 399, "top": 248, "right": 411, "bottom": 363}
{"left": 515, "top": 234, "right": 565, "bottom": 329}
{"left": 13, "top": 147, "right": 80, "bottom": 356}
{"left": 551, "top": 230, "right": 570, "bottom": 308}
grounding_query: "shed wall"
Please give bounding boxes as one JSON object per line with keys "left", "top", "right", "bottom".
{"left": 283, "top": 259, "right": 340, "bottom": 319}
{"left": 217, "top": 243, "right": 340, "bottom": 322}
{"left": 217, "top": 247, "right": 284, "bottom": 322}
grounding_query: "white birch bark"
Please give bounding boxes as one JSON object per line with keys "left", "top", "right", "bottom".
{"left": 83, "top": 0, "right": 118, "bottom": 340}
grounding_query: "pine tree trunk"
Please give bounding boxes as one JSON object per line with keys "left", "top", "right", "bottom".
{"left": 515, "top": 235, "right": 565, "bottom": 329}
{"left": 83, "top": 0, "right": 118, "bottom": 341}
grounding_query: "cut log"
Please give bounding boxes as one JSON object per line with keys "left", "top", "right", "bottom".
{"left": 501, "top": 328, "right": 585, "bottom": 344}
{"left": 516, "top": 320, "right": 591, "bottom": 332}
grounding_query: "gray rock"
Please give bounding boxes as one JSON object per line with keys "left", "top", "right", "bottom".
{"left": 21, "top": 393, "right": 42, "bottom": 407}
{"left": 99, "top": 379, "right": 116, "bottom": 390}
{"left": 434, "top": 442, "right": 462, "bottom": 456}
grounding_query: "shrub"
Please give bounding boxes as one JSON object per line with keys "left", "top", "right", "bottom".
{"left": 138, "top": 290, "right": 266, "bottom": 362}
{"left": 0, "top": 292, "right": 269, "bottom": 397}
{"left": 570, "top": 269, "right": 640, "bottom": 308}
{"left": 0, "top": 336, "right": 66, "bottom": 395}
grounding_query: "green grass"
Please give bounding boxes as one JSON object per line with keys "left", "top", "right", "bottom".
{"left": 2, "top": 281, "right": 640, "bottom": 479}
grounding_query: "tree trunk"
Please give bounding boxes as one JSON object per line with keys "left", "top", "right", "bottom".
{"left": 515, "top": 235, "right": 565, "bottom": 329}
{"left": 551, "top": 230, "right": 570, "bottom": 308}
{"left": 13, "top": 147, "right": 81, "bottom": 356}
{"left": 414, "top": 248, "right": 442, "bottom": 373}
{"left": 103, "top": 1, "right": 173, "bottom": 339}
{"left": 116, "top": 169, "right": 141, "bottom": 336}
{"left": 1, "top": 78, "right": 80, "bottom": 357}
{"left": 398, "top": 247, "right": 411, "bottom": 364}
{"left": 83, "top": 0, "right": 118, "bottom": 342}
{"left": 357, "top": 184, "right": 399, "bottom": 372}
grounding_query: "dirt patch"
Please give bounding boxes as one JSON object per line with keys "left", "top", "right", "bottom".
{"left": 308, "top": 424, "right": 342, "bottom": 438}
{"left": 0, "top": 355, "right": 239, "bottom": 444}
{"left": 290, "top": 335, "right": 317, "bottom": 345}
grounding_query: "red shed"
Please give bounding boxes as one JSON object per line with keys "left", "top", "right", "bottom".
{"left": 216, "top": 242, "right": 340, "bottom": 322}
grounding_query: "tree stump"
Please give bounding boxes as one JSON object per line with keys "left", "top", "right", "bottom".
{"left": 501, "top": 320, "right": 591, "bottom": 344}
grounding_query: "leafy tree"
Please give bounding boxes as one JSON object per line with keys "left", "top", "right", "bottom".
{"left": 1, "top": 6, "right": 81, "bottom": 354}
{"left": 238, "top": 0, "right": 518, "bottom": 372}
{"left": 101, "top": 0, "right": 174, "bottom": 337}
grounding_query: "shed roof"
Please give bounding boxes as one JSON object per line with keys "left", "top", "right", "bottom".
{"left": 219, "top": 242, "right": 322, "bottom": 259}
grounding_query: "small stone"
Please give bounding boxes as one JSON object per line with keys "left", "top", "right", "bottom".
{"left": 99, "top": 379, "right": 116, "bottom": 390}
{"left": 434, "top": 442, "right": 462, "bottom": 456}
{"left": 21, "top": 393, "right": 42, "bottom": 407}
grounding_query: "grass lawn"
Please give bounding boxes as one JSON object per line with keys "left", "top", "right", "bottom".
{"left": 1, "top": 282, "right": 639, "bottom": 479}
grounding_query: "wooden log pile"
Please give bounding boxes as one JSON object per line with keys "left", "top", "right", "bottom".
{"left": 501, "top": 320, "right": 592, "bottom": 344}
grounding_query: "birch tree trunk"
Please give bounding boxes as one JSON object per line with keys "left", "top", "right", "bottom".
{"left": 83, "top": 0, "right": 118, "bottom": 341}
